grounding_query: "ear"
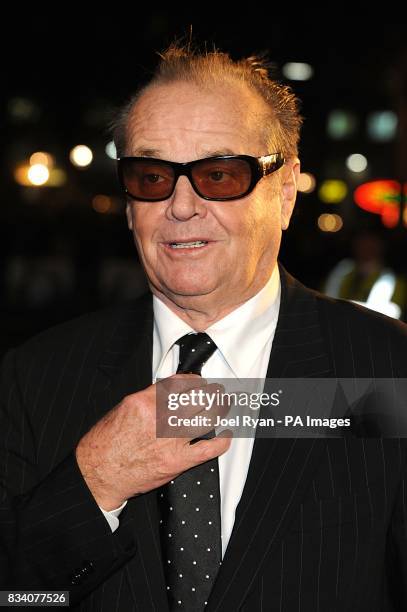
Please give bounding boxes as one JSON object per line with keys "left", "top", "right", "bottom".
{"left": 125, "top": 202, "right": 133, "bottom": 230}
{"left": 281, "top": 157, "right": 300, "bottom": 230}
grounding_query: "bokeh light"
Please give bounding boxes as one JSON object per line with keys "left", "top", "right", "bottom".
{"left": 298, "top": 172, "right": 316, "bottom": 193}
{"left": 29, "top": 151, "right": 54, "bottom": 167}
{"left": 70, "top": 145, "right": 93, "bottom": 167}
{"left": 346, "top": 153, "right": 368, "bottom": 173}
{"left": 318, "top": 180, "right": 348, "bottom": 203}
{"left": 92, "top": 194, "right": 113, "bottom": 213}
{"left": 105, "top": 141, "right": 117, "bottom": 160}
{"left": 327, "top": 110, "right": 358, "bottom": 139}
{"left": 367, "top": 111, "right": 397, "bottom": 142}
{"left": 317, "top": 213, "right": 343, "bottom": 232}
{"left": 282, "top": 62, "right": 314, "bottom": 81}
{"left": 27, "top": 164, "right": 50, "bottom": 186}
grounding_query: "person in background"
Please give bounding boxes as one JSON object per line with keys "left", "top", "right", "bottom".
{"left": 323, "top": 229, "right": 407, "bottom": 320}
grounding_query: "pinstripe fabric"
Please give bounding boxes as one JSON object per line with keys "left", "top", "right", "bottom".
{"left": 1, "top": 262, "right": 407, "bottom": 611}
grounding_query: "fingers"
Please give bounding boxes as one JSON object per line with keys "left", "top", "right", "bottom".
{"left": 157, "top": 372, "right": 208, "bottom": 392}
{"left": 184, "top": 429, "right": 233, "bottom": 466}
{"left": 156, "top": 377, "right": 229, "bottom": 439}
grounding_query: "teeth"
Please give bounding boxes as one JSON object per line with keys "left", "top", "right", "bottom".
{"left": 169, "top": 241, "right": 208, "bottom": 249}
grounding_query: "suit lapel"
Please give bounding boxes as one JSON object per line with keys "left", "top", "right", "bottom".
{"left": 92, "top": 292, "right": 154, "bottom": 419}
{"left": 205, "top": 264, "right": 334, "bottom": 611}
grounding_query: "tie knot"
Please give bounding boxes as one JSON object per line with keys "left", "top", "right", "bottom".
{"left": 176, "top": 332, "right": 217, "bottom": 375}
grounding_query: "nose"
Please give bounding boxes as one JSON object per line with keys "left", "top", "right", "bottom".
{"left": 166, "top": 175, "right": 208, "bottom": 221}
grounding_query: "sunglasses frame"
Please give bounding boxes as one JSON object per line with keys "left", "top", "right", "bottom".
{"left": 116, "top": 153, "right": 285, "bottom": 202}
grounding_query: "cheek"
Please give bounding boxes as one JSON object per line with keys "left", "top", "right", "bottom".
{"left": 213, "top": 202, "right": 257, "bottom": 240}
{"left": 132, "top": 206, "right": 159, "bottom": 253}
{"left": 240, "top": 196, "right": 279, "bottom": 248}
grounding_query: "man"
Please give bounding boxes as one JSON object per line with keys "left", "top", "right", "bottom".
{"left": 323, "top": 229, "right": 407, "bottom": 320}
{"left": 1, "top": 43, "right": 407, "bottom": 611}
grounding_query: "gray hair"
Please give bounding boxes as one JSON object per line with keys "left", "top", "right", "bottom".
{"left": 110, "top": 42, "right": 303, "bottom": 159}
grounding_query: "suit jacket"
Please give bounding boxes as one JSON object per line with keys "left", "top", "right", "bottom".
{"left": 1, "top": 263, "right": 407, "bottom": 611}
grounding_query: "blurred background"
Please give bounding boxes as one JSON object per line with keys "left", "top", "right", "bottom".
{"left": 2, "top": 14, "right": 407, "bottom": 355}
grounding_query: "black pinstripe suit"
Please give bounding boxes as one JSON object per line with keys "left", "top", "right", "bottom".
{"left": 1, "top": 263, "right": 407, "bottom": 611}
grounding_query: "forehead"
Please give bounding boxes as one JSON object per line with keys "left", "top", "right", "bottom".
{"left": 125, "top": 81, "right": 267, "bottom": 157}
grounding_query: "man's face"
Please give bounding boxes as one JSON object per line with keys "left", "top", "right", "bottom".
{"left": 125, "top": 81, "right": 298, "bottom": 311}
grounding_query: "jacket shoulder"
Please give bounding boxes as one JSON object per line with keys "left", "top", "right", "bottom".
{"left": 10, "top": 292, "right": 152, "bottom": 367}
{"left": 314, "top": 289, "right": 407, "bottom": 338}
{"left": 311, "top": 288, "right": 407, "bottom": 376}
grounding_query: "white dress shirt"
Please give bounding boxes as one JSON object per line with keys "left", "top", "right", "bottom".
{"left": 101, "top": 264, "right": 281, "bottom": 558}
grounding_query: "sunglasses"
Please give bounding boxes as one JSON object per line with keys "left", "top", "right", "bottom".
{"left": 117, "top": 153, "right": 285, "bottom": 202}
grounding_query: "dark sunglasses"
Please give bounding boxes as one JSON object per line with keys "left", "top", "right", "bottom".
{"left": 116, "top": 153, "right": 285, "bottom": 202}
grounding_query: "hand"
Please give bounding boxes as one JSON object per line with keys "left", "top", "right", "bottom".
{"left": 75, "top": 374, "right": 232, "bottom": 511}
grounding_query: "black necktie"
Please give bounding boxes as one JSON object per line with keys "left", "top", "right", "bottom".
{"left": 158, "top": 333, "right": 222, "bottom": 611}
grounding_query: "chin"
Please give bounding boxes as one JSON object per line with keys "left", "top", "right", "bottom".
{"left": 162, "top": 278, "right": 216, "bottom": 298}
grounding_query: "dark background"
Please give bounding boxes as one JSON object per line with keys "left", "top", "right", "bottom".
{"left": 2, "top": 15, "right": 407, "bottom": 354}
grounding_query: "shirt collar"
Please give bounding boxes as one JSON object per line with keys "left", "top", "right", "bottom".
{"left": 153, "top": 264, "right": 281, "bottom": 379}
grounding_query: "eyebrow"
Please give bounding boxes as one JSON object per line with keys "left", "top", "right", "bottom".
{"left": 131, "top": 148, "right": 160, "bottom": 157}
{"left": 130, "top": 147, "right": 237, "bottom": 158}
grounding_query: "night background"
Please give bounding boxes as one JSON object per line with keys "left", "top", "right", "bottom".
{"left": 2, "top": 15, "right": 407, "bottom": 355}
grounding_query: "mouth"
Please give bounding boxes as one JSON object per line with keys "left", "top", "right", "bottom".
{"left": 162, "top": 239, "right": 213, "bottom": 250}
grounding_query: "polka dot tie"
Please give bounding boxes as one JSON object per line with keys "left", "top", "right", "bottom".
{"left": 175, "top": 332, "right": 218, "bottom": 376}
{"left": 158, "top": 333, "right": 222, "bottom": 611}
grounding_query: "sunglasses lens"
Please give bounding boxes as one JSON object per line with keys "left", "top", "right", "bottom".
{"left": 119, "top": 157, "right": 255, "bottom": 201}
{"left": 192, "top": 158, "right": 252, "bottom": 199}
{"left": 121, "top": 159, "right": 175, "bottom": 200}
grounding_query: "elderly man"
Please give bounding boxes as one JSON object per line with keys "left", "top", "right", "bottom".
{"left": 1, "top": 43, "right": 407, "bottom": 612}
